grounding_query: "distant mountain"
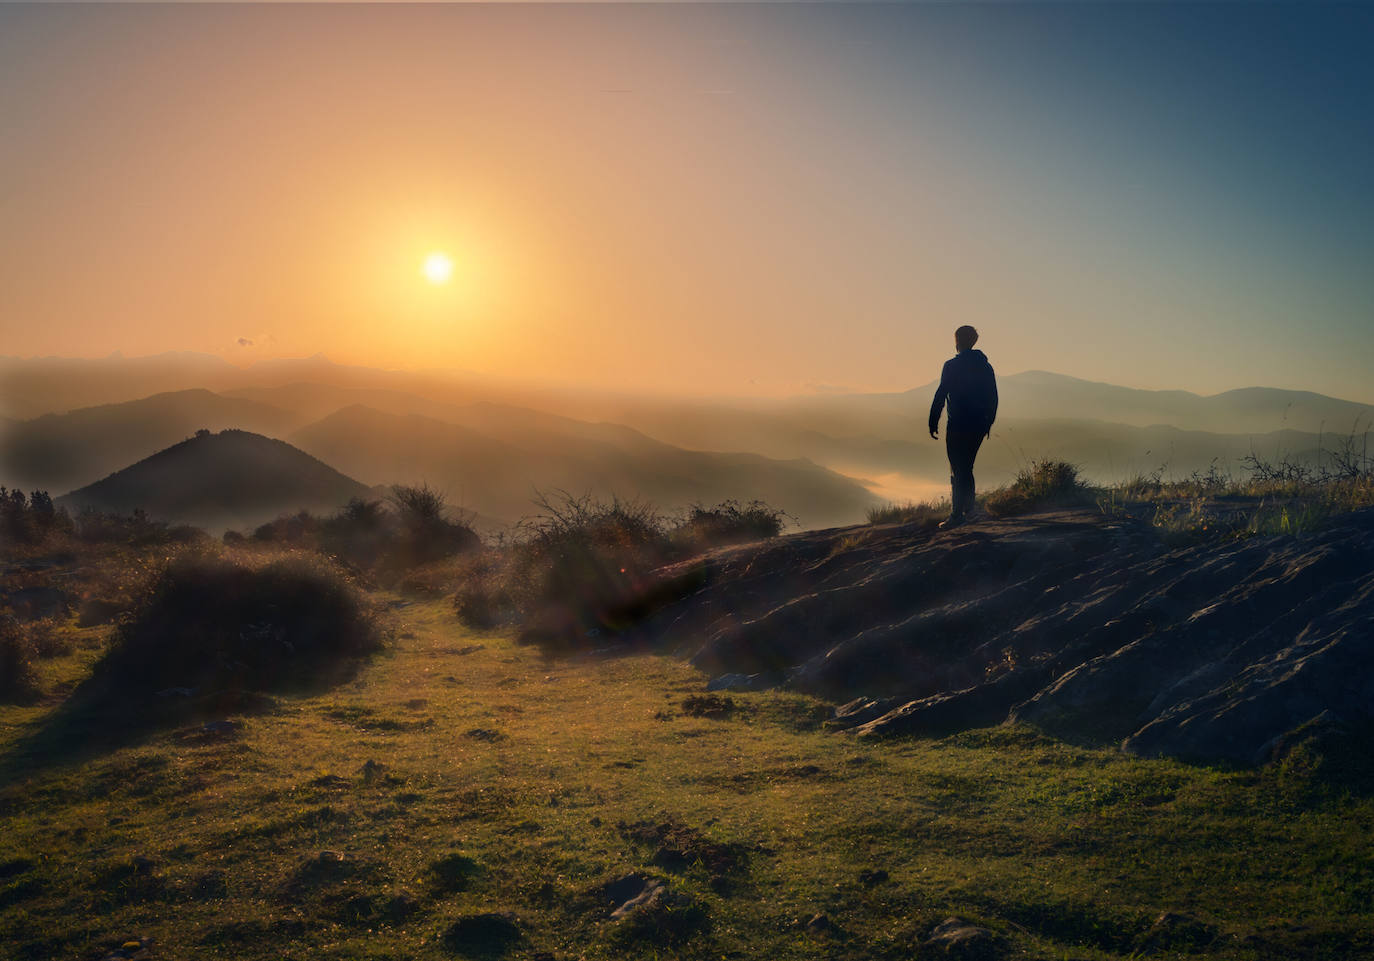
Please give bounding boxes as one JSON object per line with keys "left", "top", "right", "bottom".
{"left": 0, "top": 390, "right": 300, "bottom": 494}
{"left": 0, "top": 352, "right": 489, "bottom": 421}
{"left": 291, "top": 405, "right": 880, "bottom": 530}
{"left": 9, "top": 356, "right": 1371, "bottom": 518}
{"left": 8, "top": 351, "right": 1369, "bottom": 437}
{"left": 0, "top": 352, "right": 241, "bottom": 420}
{"left": 911, "top": 371, "right": 1373, "bottom": 435}
{"left": 58, "top": 429, "right": 372, "bottom": 533}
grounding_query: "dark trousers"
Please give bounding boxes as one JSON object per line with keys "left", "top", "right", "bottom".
{"left": 946, "top": 429, "right": 985, "bottom": 517}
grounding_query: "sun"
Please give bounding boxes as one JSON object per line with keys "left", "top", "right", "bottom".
{"left": 422, "top": 251, "right": 454, "bottom": 285}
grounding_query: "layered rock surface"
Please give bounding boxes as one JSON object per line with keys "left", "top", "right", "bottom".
{"left": 637, "top": 507, "right": 1374, "bottom": 764}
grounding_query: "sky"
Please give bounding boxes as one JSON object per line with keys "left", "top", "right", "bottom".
{"left": 1, "top": 3, "right": 1372, "bottom": 402}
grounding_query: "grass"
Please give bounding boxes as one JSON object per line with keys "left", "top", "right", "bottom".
{"left": 2, "top": 598, "right": 1372, "bottom": 960}
{"left": 865, "top": 500, "right": 950, "bottom": 528}
{"left": 1105, "top": 465, "right": 1374, "bottom": 542}
{"left": 868, "top": 454, "right": 1374, "bottom": 542}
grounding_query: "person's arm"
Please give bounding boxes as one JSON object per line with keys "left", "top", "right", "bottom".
{"left": 929, "top": 364, "right": 949, "bottom": 438}
{"left": 985, "top": 366, "right": 998, "bottom": 436}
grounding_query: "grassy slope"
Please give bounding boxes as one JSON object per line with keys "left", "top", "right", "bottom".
{"left": 2, "top": 601, "right": 1372, "bottom": 960}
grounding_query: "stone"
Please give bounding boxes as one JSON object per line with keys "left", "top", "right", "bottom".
{"left": 922, "top": 917, "right": 1003, "bottom": 960}
{"left": 624, "top": 504, "right": 1374, "bottom": 766}
{"left": 610, "top": 880, "right": 668, "bottom": 920}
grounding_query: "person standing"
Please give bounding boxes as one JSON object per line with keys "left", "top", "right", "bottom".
{"left": 928, "top": 325, "right": 998, "bottom": 528}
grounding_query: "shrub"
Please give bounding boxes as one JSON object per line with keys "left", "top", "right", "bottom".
{"left": 319, "top": 499, "right": 390, "bottom": 570}
{"left": 252, "top": 510, "right": 321, "bottom": 545}
{"left": 511, "top": 492, "right": 671, "bottom": 648}
{"left": 75, "top": 507, "right": 205, "bottom": 547}
{"left": 99, "top": 552, "right": 386, "bottom": 701}
{"left": 669, "top": 500, "right": 793, "bottom": 550}
{"left": 0, "top": 615, "right": 38, "bottom": 703}
{"left": 387, "top": 484, "right": 480, "bottom": 567}
{"left": 449, "top": 552, "right": 519, "bottom": 628}
{"left": 27, "top": 618, "right": 73, "bottom": 659}
{"left": 232, "top": 490, "right": 481, "bottom": 574}
{"left": 985, "top": 460, "right": 1094, "bottom": 517}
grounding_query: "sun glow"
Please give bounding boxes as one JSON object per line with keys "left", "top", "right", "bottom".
{"left": 422, "top": 251, "right": 454, "bottom": 285}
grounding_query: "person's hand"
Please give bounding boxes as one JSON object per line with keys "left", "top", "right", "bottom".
{"left": 929, "top": 429, "right": 938, "bottom": 440}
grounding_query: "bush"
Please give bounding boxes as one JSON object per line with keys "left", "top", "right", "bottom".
{"left": 99, "top": 552, "right": 386, "bottom": 700}
{"left": 449, "top": 552, "right": 519, "bottom": 628}
{"left": 233, "top": 490, "right": 481, "bottom": 574}
{"left": 76, "top": 507, "right": 205, "bottom": 547}
{"left": 387, "top": 485, "right": 480, "bottom": 567}
{"left": 669, "top": 500, "right": 793, "bottom": 550}
{"left": 461, "top": 492, "right": 792, "bottom": 645}
{"left": 511, "top": 492, "right": 671, "bottom": 648}
{"left": 0, "top": 615, "right": 39, "bottom": 703}
{"left": 252, "top": 510, "right": 320, "bottom": 545}
{"left": 27, "top": 618, "right": 73, "bottom": 659}
{"left": 319, "top": 500, "right": 389, "bottom": 570}
{"left": 984, "top": 460, "right": 1094, "bottom": 517}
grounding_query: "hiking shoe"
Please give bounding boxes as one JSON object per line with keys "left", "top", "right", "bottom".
{"left": 937, "top": 514, "right": 965, "bottom": 530}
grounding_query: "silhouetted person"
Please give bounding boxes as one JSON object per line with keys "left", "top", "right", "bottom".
{"left": 929, "top": 325, "right": 997, "bottom": 528}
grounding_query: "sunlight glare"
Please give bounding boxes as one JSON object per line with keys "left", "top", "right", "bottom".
{"left": 422, "top": 251, "right": 454, "bottom": 285}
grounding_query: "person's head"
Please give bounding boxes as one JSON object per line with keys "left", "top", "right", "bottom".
{"left": 954, "top": 325, "right": 979, "bottom": 352}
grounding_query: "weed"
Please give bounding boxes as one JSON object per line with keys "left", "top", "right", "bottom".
{"left": 984, "top": 460, "right": 1094, "bottom": 517}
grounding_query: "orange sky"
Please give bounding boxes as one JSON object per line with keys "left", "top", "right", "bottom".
{"left": 3, "top": 4, "right": 1372, "bottom": 401}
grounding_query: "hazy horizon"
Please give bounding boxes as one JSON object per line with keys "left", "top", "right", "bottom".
{"left": 3, "top": 3, "right": 1372, "bottom": 402}
{"left": 8, "top": 348, "right": 1374, "bottom": 412}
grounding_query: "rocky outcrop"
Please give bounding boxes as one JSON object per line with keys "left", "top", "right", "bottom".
{"left": 635, "top": 507, "right": 1374, "bottom": 765}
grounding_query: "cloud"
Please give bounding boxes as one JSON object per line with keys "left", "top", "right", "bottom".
{"left": 237, "top": 337, "right": 254, "bottom": 347}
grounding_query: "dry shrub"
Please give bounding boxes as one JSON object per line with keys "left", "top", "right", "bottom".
{"left": 984, "top": 460, "right": 1094, "bottom": 517}
{"left": 0, "top": 615, "right": 39, "bottom": 703}
{"left": 100, "top": 551, "right": 386, "bottom": 699}
{"left": 670, "top": 500, "right": 793, "bottom": 551}
{"left": 512, "top": 492, "right": 669, "bottom": 648}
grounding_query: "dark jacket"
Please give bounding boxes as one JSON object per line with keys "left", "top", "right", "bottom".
{"left": 929, "top": 349, "right": 998, "bottom": 435}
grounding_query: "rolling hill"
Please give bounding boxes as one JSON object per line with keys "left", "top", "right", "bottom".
{"left": 58, "top": 429, "right": 373, "bottom": 533}
{"left": 0, "top": 390, "right": 300, "bottom": 494}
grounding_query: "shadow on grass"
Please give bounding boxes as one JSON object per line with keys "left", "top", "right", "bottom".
{"left": 0, "top": 552, "right": 387, "bottom": 783}
{"left": 0, "top": 653, "right": 371, "bottom": 785}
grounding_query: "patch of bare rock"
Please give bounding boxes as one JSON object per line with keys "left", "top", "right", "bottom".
{"left": 633, "top": 506, "right": 1374, "bottom": 765}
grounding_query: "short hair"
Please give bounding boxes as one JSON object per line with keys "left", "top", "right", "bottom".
{"left": 955, "top": 325, "right": 979, "bottom": 351}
